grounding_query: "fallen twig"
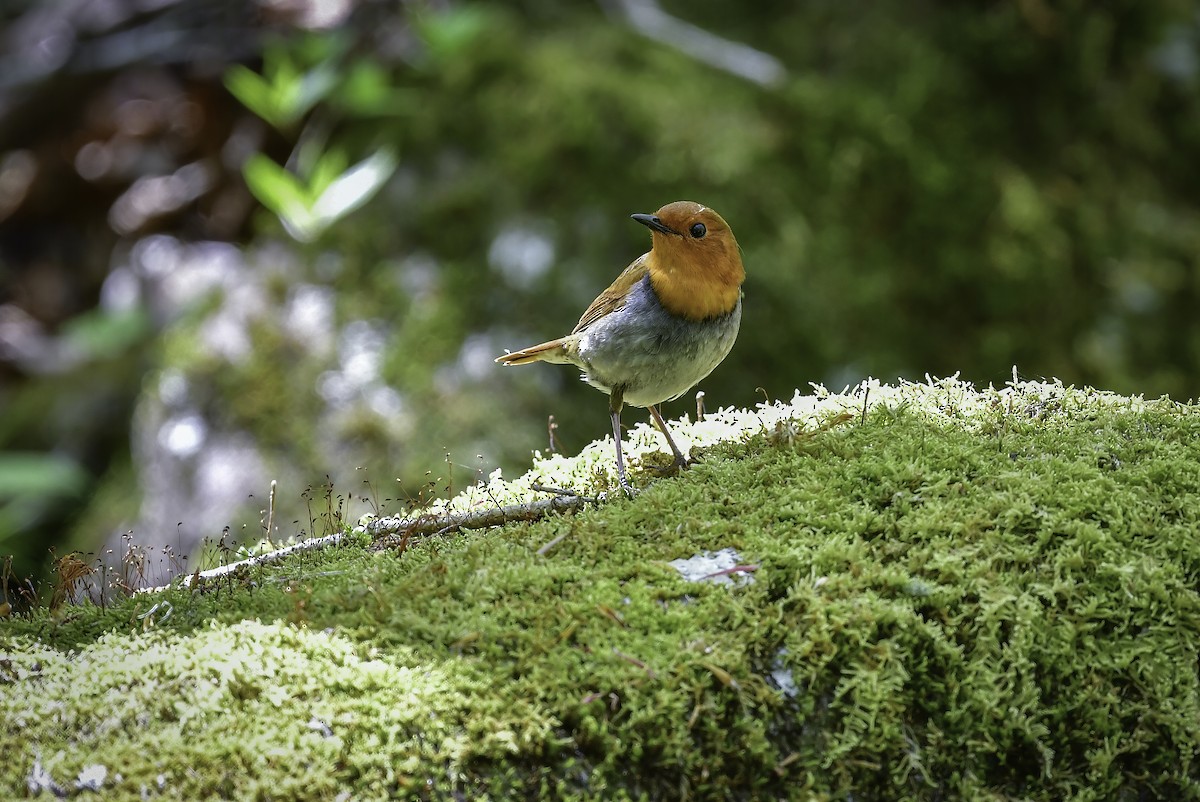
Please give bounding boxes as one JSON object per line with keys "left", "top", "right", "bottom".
{"left": 536, "top": 531, "right": 570, "bottom": 556}
{"left": 367, "top": 494, "right": 590, "bottom": 551}
{"left": 141, "top": 532, "right": 349, "bottom": 593}
{"left": 531, "top": 484, "right": 599, "bottom": 502}
{"left": 613, "top": 647, "right": 656, "bottom": 679}
{"left": 700, "top": 564, "right": 760, "bottom": 581}
{"left": 137, "top": 492, "right": 594, "bottom": 593}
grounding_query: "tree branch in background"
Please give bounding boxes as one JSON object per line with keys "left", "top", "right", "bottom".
{"left": 606, "top": 0, "right": 786, "bottom": 86}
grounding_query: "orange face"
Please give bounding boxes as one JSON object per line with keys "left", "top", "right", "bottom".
{"left": 633, "top": 201, "right": 745, "bottom": 322}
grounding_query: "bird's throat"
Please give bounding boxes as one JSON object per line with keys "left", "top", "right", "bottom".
{"left": 646, "top": 251, "right": 744, "bottom": 321}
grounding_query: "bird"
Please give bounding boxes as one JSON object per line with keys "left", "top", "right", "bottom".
{"left": 496, "top": 201, "right": 745, "bottom": 495}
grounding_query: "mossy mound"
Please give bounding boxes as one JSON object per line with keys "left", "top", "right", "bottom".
{"left": 2, "top": 379, "right": 1198, "bottom": 800}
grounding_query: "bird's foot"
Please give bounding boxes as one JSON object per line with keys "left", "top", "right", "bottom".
{"left": 612, "top": 462, "right": 639, "bottom": 498}
{"left": 642, "top": 452, "right": 691, "bottom": 477}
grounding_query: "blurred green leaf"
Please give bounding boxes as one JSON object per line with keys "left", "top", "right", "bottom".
{"left": 338, "top": 60, "right": 417, "bottom": 117}
{"left": 62, "top": 308, "right": 151, "bottom": 361}
{"left": 416, "top": 6, "right": 493, "bottom": 64}
{"left": 0, "top": 452, "right": 88, "bottom": 499}
{"left": 290, "top": 30, "right": 343, "bottom": 67}
{"left": 242, "top": 154, "right": 317, "bottom": 236}
{"left": 309, "top": 149, "right": 350, "bottom": 200}
{"left": 225, "top": 57, "right": 336, "bottom": 130}
{"left": 244, "top": 149, "right": 398, "bottom": 242}
{"left": 224, "top": 65, "right": 279, "bottom": 125}
{"left": 286, "top": 64, "right": 339, "bottom": 124}
{"left": 311, "top": 148, "right": 398, "bottom": 227}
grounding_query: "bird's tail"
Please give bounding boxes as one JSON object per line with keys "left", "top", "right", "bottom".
{"left": 495, "top": 338, "right": 569, "bottom": 366}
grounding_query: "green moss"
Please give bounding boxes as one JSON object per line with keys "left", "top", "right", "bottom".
{"left": 3, "top": 380, "right": 1199, "bottom": 799}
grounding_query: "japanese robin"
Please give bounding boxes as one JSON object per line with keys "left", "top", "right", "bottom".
{"left": 496, "top": 201, "right": 745, "bottom": 495}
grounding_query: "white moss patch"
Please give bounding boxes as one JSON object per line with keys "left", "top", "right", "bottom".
{"left": 365, "top": 373, "right": 1155, "bottom": 529}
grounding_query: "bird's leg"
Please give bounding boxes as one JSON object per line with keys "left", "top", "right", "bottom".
{"left": 648, "top": 405, "right": 689, "bottom": 473}
{"left": 609, "top": 388, "right": 636, "bottom": 497}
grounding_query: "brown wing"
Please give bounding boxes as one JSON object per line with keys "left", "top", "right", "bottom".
{"left": 572, "top": 254, "right": 650, "bottom": 334}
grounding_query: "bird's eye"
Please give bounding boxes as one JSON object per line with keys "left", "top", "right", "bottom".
{"left": 690, "top": 222, "right": 706, "bottom": 238}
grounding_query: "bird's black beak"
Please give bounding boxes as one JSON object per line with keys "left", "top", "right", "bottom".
{"left": 631, "top": 213, "right": 678, "bottom": 236}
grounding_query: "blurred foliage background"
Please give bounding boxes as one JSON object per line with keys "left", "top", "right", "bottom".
{"left": 1, "top": 0, "right": 1198, "bottom": 583}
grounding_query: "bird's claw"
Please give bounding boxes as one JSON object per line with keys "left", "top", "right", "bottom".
{"left": 644, "top": 456, "right": 690, "bottom": 477}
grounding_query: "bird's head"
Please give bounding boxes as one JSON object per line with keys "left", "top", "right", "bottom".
{"left": 632, "top": 201, "right": 745, "bottom": 321}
